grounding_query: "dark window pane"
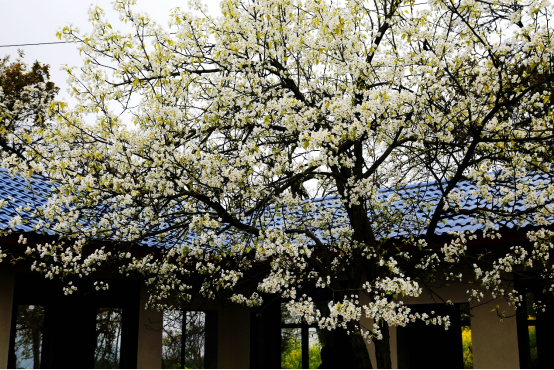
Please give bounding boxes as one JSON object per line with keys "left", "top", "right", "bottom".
{"left": 94, "top": 308, "right": 122, "bottom": 369}
{"left": 460, "top": 304, "right": 473, "bottom": 369}
{"left": 14, "top": 305, "right": 44, "bottom": 369}
{"left": 528, "top": 326, "right": 538, "bottom": 368}
{"left": 396, "top": 304, "right": 463, "bottom": 368}
{"left": 163, "top": 310, "right": 207, "bottom": 369}
{"left": 162, "top": 309, "right": 183, "bottom": 369}
{"left": 184, "top": 311, "right": 205, "bottom": 369}
{"left": 281, "top": 328, "right": 302, "bottom": 369}
{"left": 281, "top": 303, "right": 301, "bottom": 324}
{"left": 308, "top": 328, "right": 322, "bottom": 369}
{"left": 462, "top": 326, "right": 473, "bottom": 369}
{"left": 460, "top": 303, "right": 471, "bottom": 324}
{"left": 526, "top": 293, "right": 536, "bottom": 320}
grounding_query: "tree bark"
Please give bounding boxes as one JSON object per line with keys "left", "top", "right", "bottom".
{"left": 32, "top": 328, "right": 40, "bottom": 369}
{"left": 374, "top": 323, "right": 392, "bottom": 369}
{"left": 347, "top": 325, "right": 374, "bottom": 369}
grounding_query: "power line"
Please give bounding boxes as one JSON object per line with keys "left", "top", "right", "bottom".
{"left": 0, "top": 41, "right": 75, "bottom": 48}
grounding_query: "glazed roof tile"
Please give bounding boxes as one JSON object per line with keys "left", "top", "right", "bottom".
{"left": 0, "top": 170, "right": 552, "bottom": 246}
{"left": 0, "top": 170, "right": 51, "bottom": 233}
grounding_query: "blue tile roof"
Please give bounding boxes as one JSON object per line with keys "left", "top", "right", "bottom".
{"left": 0, "top": 169, "right": 552, "bottom": 246}
{"left": 255, "top": 172, "right": 554, "bottom": 243}
{"left": 0, "top": 170, "right": 51, "bottom": 233}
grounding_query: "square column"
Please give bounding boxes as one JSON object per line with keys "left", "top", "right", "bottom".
{"left": 471, "top": 295, "right": 520, "bottom": 368}
{"left": 137, "top": 283, "right": 163, "bottom": 369}
{"left": 218, "top": 304, "right": 250, "bottom": 368}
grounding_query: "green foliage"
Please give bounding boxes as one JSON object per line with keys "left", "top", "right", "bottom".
{"left": 14, "top": 305, "right": 44, "bottom": 369}
{"left": 309, "top": 344, "right": 322, "bottom": 369}
{"left": 0, "top": 51, "right": 58, "bottom": 159}
{"left": 94, "top": 308, "right": 123, "bottom": 369}
{"left": 462, "top": 326, "right": 473, "bottom": 369}
{"left": 281, "top": 335, "right": 302, "bottom": 369}
{"left": 281, "top": 334, "right": 322, "bottom": 369}
{"left": 528, "top": 326, "right": 538, "bottom": 367}
{"left": 162, "top": 310, "right": 206, "bottom": 369}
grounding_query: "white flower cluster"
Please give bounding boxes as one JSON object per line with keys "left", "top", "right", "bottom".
{"left": 366, "top": 277, "right": 421, "bottom": 298}
{"left": 229, "top": 292, "right": 263, "bottom": 307}
{"left": 286, "top": 296, "right": 320, "bottom": 325}
{"left": 94, "top": 281, "right": 109, "bottom": 291}
{"left": 441, "top": 232, "right": 470, "bottom": 263}
{"left": 63, "top": 281, "right": 78, "bottom": 295}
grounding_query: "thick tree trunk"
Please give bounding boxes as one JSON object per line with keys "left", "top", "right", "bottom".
{"left": 346, "top": 322, "right": 392, "bottom": 369}
{"left": 374, "top": 323, "right": 392, "bottom": 369}
{"left": 335, "top": 170, "right": 393, "bottom": 368}
{"left": 347, "top": 325, "right": 374, "bottom": 369}
{"left": 32, "top": 329, "right": 41, "bottom": 369}
{"left": 375, "top": 324, "right": 392, "bottom": 369}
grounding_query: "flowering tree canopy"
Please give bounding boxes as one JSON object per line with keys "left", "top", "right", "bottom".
{"left": 2, "top": 0, "right": 554, "bottom": 367}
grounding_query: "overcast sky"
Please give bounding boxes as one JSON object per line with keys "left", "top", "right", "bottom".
{"left": 0, "top": 0, "right": 220, "bottom": 101}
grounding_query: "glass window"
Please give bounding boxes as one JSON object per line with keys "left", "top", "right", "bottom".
{"left": 184, "top": 311, "right": 206, "bottom": 369}
{"left": 308, "top": 328, "right": 322, "bottom": 369}
{"left": 12, "top": 305, "right": 45, "bottom": 369}
{"left": 163, "top": 308, "right": 183, "bottom": 369}
{"left": 528, "top": 326, "right": 538, "bottom": 368}
{"left": 524, "top": 292, "right": 539, "bottom": 368}
{"left": 162, "top": 310, "right": 206, "bottom": 369}
{"left": 281, "top": 303, "right": 302, "bottom": 324}
{"left": 526, "top": 292, "right": 536, "bottom": 320}
{"left": 94, "top": 308, "right": 123, "bottom": 369}
{"left": 460, "top": 303, "right": 473, "bottom": 369}
{"left": 281, "top": 328, "right": 302, "bottom": 369}
{"left": 281, "top": 301, "right": 330, "bottom": 369}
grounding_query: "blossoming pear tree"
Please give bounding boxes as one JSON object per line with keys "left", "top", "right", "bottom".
{"left": 2, "top": 0, "right": 554, "bottom": 367}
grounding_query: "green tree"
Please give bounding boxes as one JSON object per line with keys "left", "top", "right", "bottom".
{"left": 94, "top": 308, "right": 123, "bottom": 369}
{"left": 162, "top": 310, "right": 205, "bottom": 369}
{"left": 0, "top": 51, "right": 58, "bottom": 160}
{"left": 13, "top": 305, "right": 45, "bottom": 369}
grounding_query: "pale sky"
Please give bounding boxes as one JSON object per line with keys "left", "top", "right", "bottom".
{"left": 0, "top": 0, "right": 220, "bottom": 101}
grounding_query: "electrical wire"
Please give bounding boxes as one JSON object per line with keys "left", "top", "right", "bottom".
{"left": 0, "top": 41, "right": 75, "bottom": 48}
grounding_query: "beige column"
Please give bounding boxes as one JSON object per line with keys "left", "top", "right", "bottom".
{"left": 389, "top": 325, "right": 398, "bottom": 369}
{"left": 360, "top": 293, "right": 398, "bottom": 368}
{"left": 0, "top": 271, "right": 15, "bottom": 368}
{"left": 471, "top": 296, "right": 520, "bottom": 369}
{"left": 218, "top": 304, "right": 250, "bottom": 368}
{"left": 362, "top": 325, "right": 399, "bottom": 369}
{"left": 136, "top": 284, "right": 163, "bottom": 369}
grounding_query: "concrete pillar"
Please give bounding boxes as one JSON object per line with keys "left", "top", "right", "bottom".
{"left": 218, "top": 304, "right": 250, "bottom": 368}
{"left": 360, "top": 293, "right": 398, "bottom": 368}
{"left": 471, "top": 296, "right": 520, "bottom": 368}
{"left": 0, "top": 271, "right": 15, "bottom": 368}
{"left": 389, "top": 325, "right": 398, "bottom": 369}
{"left": 136, "top": 284, "right": 163, "bottom": 369}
